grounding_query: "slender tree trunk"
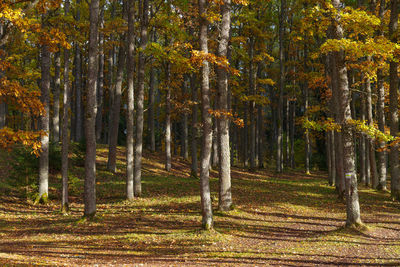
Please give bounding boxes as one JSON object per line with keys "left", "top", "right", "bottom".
{"left": 366, "top": 74, "right": 378, "bottom": 188}
{"left": 290, "top": 100, "right": 295, "bottom": 168}
{"left": 332, "top": 0, "right": 362, "bottom": 226}
{"left": 217, "top": 0, "right": 232, "bottom": 211}
{"left": 389, "top": 0, "right": 400, "bottom": 200}
{"left": 212, "top": 115, "right": 219, "bottom": 168}
{"left": 134, "top": 0, "right": 149, "bottom": 197}
{"left": 37, "top": 20, "right": 51, "bottom": 204}
{"left": 199, "top": 0, "right": 213, "bottom": 230}
{"left": 182, "top": 79, "right": 189, "bottom": 160}
{"left": 377, "top": 0, "right": 387, "bottom": 191}
{"left": 360, "top": 94, "right": 369, "bottom": 184}
{"left": 249, "top": 37, "right": 256, "bottom": 171}
{"left": 304, "top": 48, "right": 310, "bottom": 175}
{"left": 277, "top": 0, "right": 285, "bottom": 173}
{"left": 285, "top": 97, "right": 290, "bottom": 167}
{"left": 61, "top": 0, "right": 71, "bottom": 213}
{"left": 149, "top": 58, "right": 156, "bottom": 152}
{"left": 0, "top": 102, "right": 5, "bottom": 128}
{"left": 191, "top": 74, "right": 198, "bottom": 178}
{"left": 165, "top": 63, "right": 172, "bottom": 172}
{"left": 107, "top": 41, "right": 126, "bottom": 173}
{"left": 126, "top": 0, "right": 135, "bottom": 201}
{"left": 84, "top": 0, "right": 99, "bottom": 218}
{"left": 96, "top": 7, "right": 105, "bottom": 142}
{"left": 52, "top": 51, "right": 61, "bottom": 143}
{"left": 330, "top": 130, "right": 336, "bottom": 186}
{"left": 74, "top": 0, "right": 83, "bottom": 142}
{"left": 258, "top": 105, "right": 264, "bottom": 168}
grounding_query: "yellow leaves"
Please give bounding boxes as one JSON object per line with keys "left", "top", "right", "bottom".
{"left": 0, "top": 128, "right": 45, "bottom": 157}
{"left": 257, "top": 78, "right": 275, "bottom": 86}
{"left": 190, "top": 50, "right": 239, "bottom": 75}
{"left": 209, "top": 109, "right": 244, "bottom": 128}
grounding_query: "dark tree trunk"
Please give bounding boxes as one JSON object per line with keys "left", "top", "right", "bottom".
{"left": 290, "top": 100, "right": 295, "bottom": 168}
{"left": 149, "top": 59, "right": 156, "bottom": 153}
{"left": 199, "top": 0, "right": 213, "bottom": 230}
{"left": 190, "top": 74, "right": 198, "bottom": 178}
{"left": 389, "top": 0, "right": 400, "bottom": 200}
{"left": 61, "top": 0, "right": 71, "bottom": 213}
{"left": 107, "top": 41, "right": 126, "bottom": 173}
{"left": 277, "top": 0, "right": 285, "bottom": 173}
{"left": 95, "top": 6, "right": 105, "bottom": 142}
{"left": 249, "top": 37, "right": 256, "bottom": 171}
{"left": 74, "top": 0, "right": 83, "bottom": 142}
{"left": 165, "top": 63, "right": 172, "bottom": 172}
{"left": 84, "top": 0, "right": 100, "bottom": 218}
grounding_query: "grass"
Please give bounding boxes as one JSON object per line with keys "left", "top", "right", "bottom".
{"left": 0, "top": 145, "right": 399, "bottom": 265}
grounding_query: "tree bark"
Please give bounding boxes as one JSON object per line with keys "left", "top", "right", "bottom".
{"left": 74, "top": 0, "right": 83, "bottom": 142}
{"left": 84, "top": 0, "right": 99, "bottom": 218}
{"left": 249, "top": 37, "right": 256, "bottom": 171}
{"left": 37, "top": 19, "right": 50, "bottom": 204}
{"left": 376, "top": 0, "right": 387, "bottom": 191}
{"left": 332, "top": 0, "right": 362, "bottom": 226}
{"left": 134, "top": 0, "right": 149, "bottom": 197}
{"left": 95, "top": 6, "right": 105, "bottom": 142}
{"left": 107, "top": 40, "right": 126, "bottom": 173}
{"left": 149, "top": 57, "right": 156, "bottom": 152}
{"left": 190, "top": 74, "right": 198, "bottom": 178}
{"left": 126, "top": 0, "right": 135, "bottom": 201}
{"left": 165, "top": 63, "right": 172, "bottom": 172}
{"left": 217, "top": 0, "right": 232, "bottom": 211}
{"left": 199, "top": 0, "right": 213, "bottom": 230}
{"left": 277, "top": 0, "right": 285, "bottom": 173}
{"left": 61, "top": 0, "right": 71, "bottom": 213}
{"left": 52, "top": 51, "right": 61, "bottom": 143}
{"left": 389, "top": 0, "right": 400, "bottom": 200}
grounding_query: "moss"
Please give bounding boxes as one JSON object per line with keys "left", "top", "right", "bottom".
{"left": 34, "top": 193, "right": 48, "bottom": 205}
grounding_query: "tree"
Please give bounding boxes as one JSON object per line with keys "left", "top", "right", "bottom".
{"left": 217, "top": 0, "right": 232, "bottom": 211}
{"left": 199, "top": 0, "right": 213, "bottom": 230}
{"left": 84, "top": 0, "right": 100, "bottom": 218}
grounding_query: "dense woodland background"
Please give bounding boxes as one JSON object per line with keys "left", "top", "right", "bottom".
{"left": 1, "top": 0, "right": 400, "bottom": 234}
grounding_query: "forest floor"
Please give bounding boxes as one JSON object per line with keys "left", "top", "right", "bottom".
{"left": 0, "top": 145, "right": 400, "bottom": 266}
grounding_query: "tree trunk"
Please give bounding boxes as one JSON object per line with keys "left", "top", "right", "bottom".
{"left": 376, "top": 0, "right": 387, "bottom": 191}
{"left": 277, "top": 0, "right": 285, "bottom": 173}
{"left": 149, "top": 59, "right": 156, "bottom": 152}
{"left": 191, "top": 74, "right": 198, "bottom": 178}
{"left": 107, "top": 41, "right": 126, "bottom": 173}
{"left": 290, "top": 100, "right": 295, "bottom": 168}
{"left": 84, "top": 0, "right": 99, "bottom": 218}
{"left": 249, "top": 37, "right": 256, "bottom": 171}
{"left": 37, "top": 21, "right": 50, "bottom": 204}
{"left": 258, "top": 104, "right": 264, "bottom": 168}
{"left": 96, "top": 6, "right": 105, "bottom": 142}
{"left": 389, "top": 0, "right": 400, "bottom": 200}
{"left": 126, "top": 0, "right": 135, "bottom": 201}
{"left": 134, "top": 0, "right": 149, "bottom": 197}
{"left": 61, "top": 0, "right": 71, "bottom": 213}
{"left": 332, "top": 0, "right": 362, "bottom": 226}
{"left": 52, "top": 51, "right": 61, "bottom": 143}
{"left": 74, "top": 0, "right": 83, "bottom": 142}
{"left": 182, "top": 79, "right": 189, "bottom": 160}
{"left": 217, "top": 0, "right": 232, "bottom": 211}
{"left": 199, "top": 0, "right": 213, "bottom": 230}
{"left": 165, "top": 63, "right": 172, "bottom": 172}
{"left": 365, "top": 74, "right": 378, "bottom": 188}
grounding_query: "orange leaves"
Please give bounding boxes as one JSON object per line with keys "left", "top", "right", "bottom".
{"left": 209, "top": 109, "right": 244, "bottom": 128}
{"left": 0, "top": 128, "right": 45, "bottom": 157}
{"left": 0, "top": 77, "right": 44, "bottom": 117}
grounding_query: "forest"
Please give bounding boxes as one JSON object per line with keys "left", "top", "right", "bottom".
{"left": 1, "top": 0, "right": 400, "bottom": 265}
